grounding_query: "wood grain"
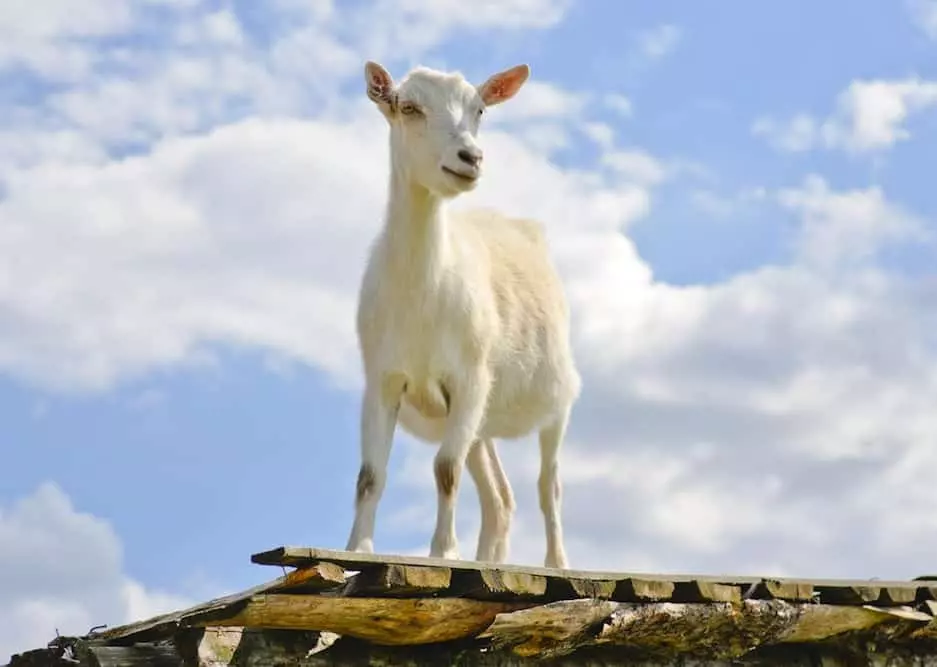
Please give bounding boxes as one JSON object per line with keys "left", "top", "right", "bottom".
{"left": 203, "top": 594, "right": 534, "bottom": 645}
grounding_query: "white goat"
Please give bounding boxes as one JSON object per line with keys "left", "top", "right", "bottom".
{"left": 344, "top": 60, "right": 581, "bottom": 569}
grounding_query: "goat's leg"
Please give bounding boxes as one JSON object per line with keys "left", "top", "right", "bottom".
{"left": 539, "top": 407, "right": 570, "bottom": 569}
{"left": 467, "top": 438, "right": 513, "bottom": 563}
{"left": 345, "top": 380, "right": 400, "bottom": 554}
{"left": 429, "top": 371, "right": 490, "bottom": 560}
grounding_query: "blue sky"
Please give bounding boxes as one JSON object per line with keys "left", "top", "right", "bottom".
{"left": 3, "top": 0, "right": 937, "bottom": 658}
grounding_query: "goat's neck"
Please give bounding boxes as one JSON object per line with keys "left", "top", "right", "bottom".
{"left": 382, "top": 165, "right": 449, "bottom": 280}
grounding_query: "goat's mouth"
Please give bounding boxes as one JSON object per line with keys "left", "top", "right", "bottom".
{"left": 441, "top": 166, "right": 479, "bottom": 183}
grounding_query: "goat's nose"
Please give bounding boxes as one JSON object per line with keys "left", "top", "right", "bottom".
{"left": 457, "top": 148, "right": 483, "bottom": 167}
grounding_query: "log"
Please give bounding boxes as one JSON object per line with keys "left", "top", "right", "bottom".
{"left": 474, "top": 599, "right": 935, "bottom": 661}
{"left": 479, "top": 599, "right": 619, "bottom": 658}
{"left": 780, "top": 604, "right": 901, "bottom": 643}
{"left": 201, "top": 594, "right": 535, "bottom": 645}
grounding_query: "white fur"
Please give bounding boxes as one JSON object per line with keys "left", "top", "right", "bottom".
{"left": 344, "top": 61, "right": 581, "bottom": 569}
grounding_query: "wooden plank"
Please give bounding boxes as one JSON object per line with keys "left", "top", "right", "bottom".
{"left": 672, "top": 580, "right": 741, "bottom": 604}
{"left": 269, "top": 562, "right": 346, "bottom": 593}
{"left": 746, "top": 579, "right": 814, "bottom": 602}
{"left": 250, "top": 547, "right": 926, "bottom": 599}
{"left": 877, "top": 585, "right": 919, "bottom": 606}
{"left": 917, "top": 585, "right": 937, "bottom": 602}
{"left": 545, "top": 576, "right": 617, "bottom": 600}
{"left": 451, "top": 569, "right": 548, "bottom": 600}
{"left": 251, "top": 546, "right": 764, "bottom": 583}
{"left": 613, "top": 578, "right": 676, "bottom": 602}
{"left": 816, "top": 584, "right": 881, "bottom": 605}
{"left": 342, "top": 564, "right": 451, "bottom": 597}
{"left": 201, "top": 594, "right": 535, "bottom": 645}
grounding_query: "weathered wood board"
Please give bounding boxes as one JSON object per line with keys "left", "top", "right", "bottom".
{"left": 250, "top": 546, "right": 935, "bottom": 606}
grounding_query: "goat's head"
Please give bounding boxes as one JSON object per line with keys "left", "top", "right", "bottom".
{"left": 364, "top": 60, "right": 529, "bottom": 198}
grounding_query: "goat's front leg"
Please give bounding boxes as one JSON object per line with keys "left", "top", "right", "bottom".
{"left": 429, "top": 370, "right": 491, "bottom": 560}
{"left": 345, "top": 378, "right": 401, "bottom": 554}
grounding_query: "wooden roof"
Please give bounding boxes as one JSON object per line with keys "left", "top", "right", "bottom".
{"left": 7, "top": 546, "right": 937, "bottom": 666}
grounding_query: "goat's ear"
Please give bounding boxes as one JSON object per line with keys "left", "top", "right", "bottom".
{"left": 477, "top": 64, "right": 530, "bottom": 106}
{"left": 365, "top": 61, "right": 396, "bottom": 117}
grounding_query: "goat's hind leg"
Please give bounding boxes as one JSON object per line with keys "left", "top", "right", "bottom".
{"left": 467, "top": 438, "right": 515, "bottom": 563}
{"left": 539, "top": 407, "right": 571, "bottom": 569}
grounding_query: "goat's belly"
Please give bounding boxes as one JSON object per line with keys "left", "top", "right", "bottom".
{"left": 396, "top": 398, "right": 553, "bottom": 444}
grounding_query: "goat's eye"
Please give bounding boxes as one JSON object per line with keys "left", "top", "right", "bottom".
{"left": 477, "top": 108, "right": 485, "bottom": 117}
{"left": 400, "top": 102, "right": 421, "bottom": 115}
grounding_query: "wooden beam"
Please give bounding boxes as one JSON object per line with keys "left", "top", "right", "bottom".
{"left": 672, "top": 581, "right": 741, "bottom": 604}
{"left": 746, "top": 580, "right": 814, "bottom": 602}
{"left": 816, "top": 584, "right": 881, "bottom": 605}
{"left": 546, "top": 576, "right": 617, "bottom": 600}
{"left": 251, "top": 546, "right": 769, "bottom": 583}
{"left": 451, "top": 569, "right": 548, "bottom": 600}
{"left": 201, "top": 594, "right": 535, "bottom": 645}
{"left": 342, "top": 564, "right": 451, "bottom": 597}
{"left": 613, "top": 578, "right": 676, "bottom": 602}
{"left": 269, "top": 562, "right": 346, "bottom": 593}
{"left": 877, "top": 585, "right": 919, "bottom": 606}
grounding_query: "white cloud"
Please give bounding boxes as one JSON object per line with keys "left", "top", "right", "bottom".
{"left": 488, "top": 81, "right": 587, "bottom": 122}
{"left": 690, "top": 187, "right": 767, "bottom": 220}
{"left": 393, "top": 0, "right": 570, "bottom": 30}
{"left": 601, "top": 149, "right": 668, "bottom": 186}
{"left": 603, "top": 93, "right": 633, "bottom": 117}
{"left": 0, "top": 484, "right": 192, "bottom": 660}
{"left": 580, "top": 122, "right": 615, "bottom": 148}
{"left": 348, "top": 0, "right": 571, "bottom": 63}
{"left": 0, "top": 115, "right": 386, "bottom": 392}
{"left": 908, "top": 0, "right": 937, "bottom": 38}
{"left": 751, "top": 114, "right": 819, "bottom": 153}
{"left": 779, "top": 174, "right": 929, "bottom": 269}
{"left": 637, "top": 24, "right": 682, "bottom": 60}
{"left": 754, "top": 78, "right": 937, "bottom": 153}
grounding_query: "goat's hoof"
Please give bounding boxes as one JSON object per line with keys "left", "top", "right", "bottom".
{"left": 346, "top": 538, "right": 375, "bottom": 554}
{"left": 430, "top": 545, "right": 461, "bottom": 560}
{"left": 545, "top": 552, "right": 569, "bottom": 570}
